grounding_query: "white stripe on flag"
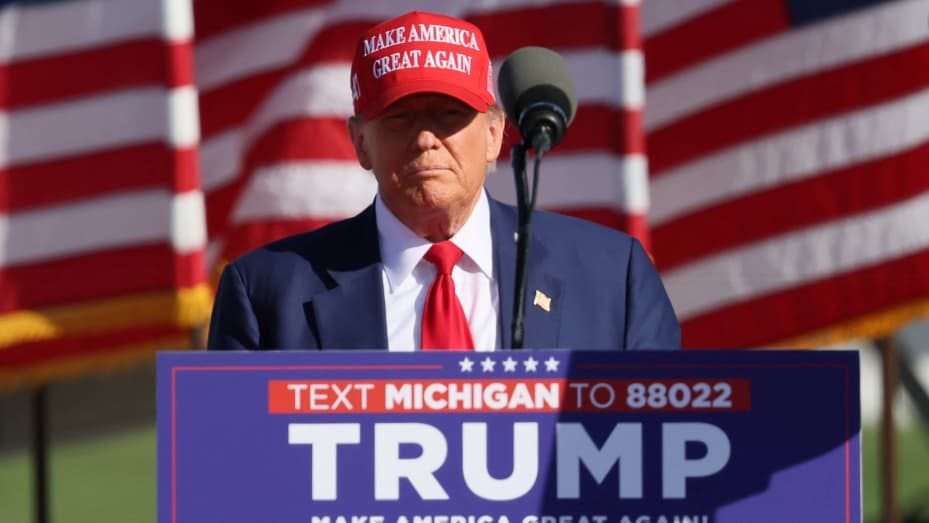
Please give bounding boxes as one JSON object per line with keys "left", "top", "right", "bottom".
{"left": 640, "top": 0, "right": 733, "bottom": 37}
{"left": 168, "top": 86, "right": 200, "bottom": 147}
{"left": 650, "top": 85, "right": 929, "bottom": 226}
{"left": 197, "top": 1, "right": 645, "bottom": 95}
{"left": 229, "top": 152, "right": 650, "bottom": 224}
{"left": 0, "top": 0, "right": 162, "bottom": 63}
{"left": 231, "top": 161, "right": 376, "bottom": 223}
{"left": 206, "top": 48, "right": 643, "bottom": 154}
{"left": 559, "top": 50, "right": 644, "bottom": 109}
{"left": 493, "top": 50, "right": 645, "bottom": 111}
{"left": 161, "top": 0, "right": 194, "bottom": 42}
{"left": 172, "top": 190, "right": 207, "bottom": 253}
{"left": 206, "top": 238, "right": 225, "bottom": 270}
{"left": 1, "top": 87, "right": 192, "bottom": 168}
{"left": 200, "top": 130, "right": 243, "bottom": 191}
{"left": 664, "top": 190, "right": 929, "bottom": 320}
{"left": 484, "top": 153, "right": 649, "bottom": 213}
{"left": 195, "top": 7, "right": 327, "bottom": 92}
{"left": 645, "top": 0, "right": 929, "bottom": 131}
{"left": 242, "top": 64, "right": 354, "bottom": 144}
{"left": 0, "top": 190, "right": 206, "bottom": 267}
{"left": 194, "top": 0, "right": 519, "bottom": 92}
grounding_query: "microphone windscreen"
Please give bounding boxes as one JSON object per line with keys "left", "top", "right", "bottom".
{"left": 497, "top": 46, "right": 577, "bottom": 127}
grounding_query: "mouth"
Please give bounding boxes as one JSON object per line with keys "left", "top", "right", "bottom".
{"left": 407, "top": 166, "right": 449, "bottom": 177}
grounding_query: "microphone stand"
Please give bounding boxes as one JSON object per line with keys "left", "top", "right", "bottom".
{"left": 509, "top": 141, "right": 544, "bottom": 349}
{"left": 508, "top": 97, "right": 560, "bottom": 348}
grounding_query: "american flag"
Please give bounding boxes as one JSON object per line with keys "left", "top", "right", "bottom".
{"left": 0, "top": 0, "right": 210, "bottom": 385}
{"left": 3, "top": 0, "right": 928, "bottom": 382}
{"left": 195, "top": 0, "right": 649, "bottom": 266}
{"left": 644, "top": 0, "right": 929, "bottom": 347}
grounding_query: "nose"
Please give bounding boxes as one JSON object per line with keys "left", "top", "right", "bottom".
{"left": 411, "top": 123, "right": 442, "bottom": 152}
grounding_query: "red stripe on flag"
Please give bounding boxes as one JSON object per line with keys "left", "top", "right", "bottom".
{"left": 552, "top": 207, "right": 650, "bottom": 252}
{"left": 0, "top": 247, "right": 205, "bottom": 313}
{"left": 649, "top": 42, "right": 929, "bottom": 175}
{"left": 196, "top": 2, "right": 654, "bottom": 263}
{"left": 561, "top": 106, "right": 644, "bottom": 155}
{"left": 203, "top": 119, "right": 355, "bottom": 240}
{"left": 644, "top": 0, "right": 790, "bottom": 85}
{"left": 497, "top": 107, "right": 645, "bottom": 161}
{"left": 193, "top": 0, "right": 334, "bottom": 42}
{"left": 0, "top": 145, "right": 200, "bottom": 212}
{"left": 0, "top": 40, "right": 194, "bottom": 109}
{"left": 471, "top": 3, "right": 640, "bottom": 56}
{"left": 221, "top": 218, "right": 339, "bottom": 262}
{"left": 1, "top": 2, "right": 206, "bottom": 383}
{"left": 205, "top": 180, "right": 246, "bottom": 240}
{"left": 197, "top": 6, "right": 642, "bottom": 139}
{"left": 681, "top": 249, "right": 929, "bottom": 347}
{"left": 200, "top": 69, "right": 286, "bottom": 138}
{"left": 246, "top": 118, "right": 357, "bottom": 163}
{"left": 502, "top": 107, "right": 644, "bottom": 158}
{"left": 198, "top": 21, "right": 368, "bottom": 137}
{"left": 167, "top": 41, "right": 197, "bottom": 87}
{"left": 653, "top": 141, "right": 929, "bottom": 270}
{"left": 0, "top": 324, "right": 189, "bottom": 368}
{"left": 220, "top": 209, "right": 650, "bottom": 265}
{"left": 233, "top": 107, "right": 643, "bottom": 173}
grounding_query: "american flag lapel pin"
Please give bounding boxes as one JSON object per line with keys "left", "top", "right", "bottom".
{"left": 533, "top": 290, "right": 552, "bottom": 312}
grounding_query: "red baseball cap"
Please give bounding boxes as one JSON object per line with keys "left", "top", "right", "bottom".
{"left": 350, "top": 11, "right": 496, "bottom": 119}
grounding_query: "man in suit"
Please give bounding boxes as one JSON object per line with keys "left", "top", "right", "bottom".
{"left": 207, "top": 11, "right": 680, "bottom": 351}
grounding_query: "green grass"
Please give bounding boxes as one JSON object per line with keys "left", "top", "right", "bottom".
{"left": 1, "top": 423, "right": 927, "bottom": 522}
{"left": 0, "top": 426, "right": 157, "bottom": 523}
{"left": 862, "top": 425, "right": 929, "bottom": 522}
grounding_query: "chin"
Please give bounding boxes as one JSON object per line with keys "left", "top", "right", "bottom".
{"left": 409, "top": 186, "right": 457, "bottom": 209}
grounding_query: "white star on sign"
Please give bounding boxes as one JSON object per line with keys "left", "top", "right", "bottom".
{"left": 459, "top": 356, "right": 474, "bottom": 373}
{"left": 523, "top": 356, "right": 539, "bottom": 372}
{"left": 480, "top": 356, "right": 496, "bottom": 372}
{"left": 543, "top": 356, "right": 560, "bottom": 372}
{"left": 502, "top": 356, "right": 518, "bottom": 372}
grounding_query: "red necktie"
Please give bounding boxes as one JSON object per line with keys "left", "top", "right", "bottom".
{"left": 421, "top": 241, "right": 475, "bottom": 350}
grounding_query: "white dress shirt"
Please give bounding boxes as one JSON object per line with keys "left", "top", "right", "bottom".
{"left": 376, "top": 192, "right": 500, "bottom": 351}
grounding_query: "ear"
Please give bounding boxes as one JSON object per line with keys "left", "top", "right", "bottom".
{"left": 484, "top": 108, "right": 506, "bottom": 164}
{"left": 347, "top": 116, "right": 373, "bottom": 170}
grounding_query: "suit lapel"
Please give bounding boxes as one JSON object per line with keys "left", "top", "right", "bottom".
{"left": 490, "top": 198, "right": 563, "bottom": 350}
{"left": 310, "top": 198, "right": 563, "bottom": 350}
{"left": 309, "top": 205, "right": 389, "bottom": 349}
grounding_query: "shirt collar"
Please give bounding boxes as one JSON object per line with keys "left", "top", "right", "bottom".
{"left": 376, "top": 191, "right": 494, "bottom": 291}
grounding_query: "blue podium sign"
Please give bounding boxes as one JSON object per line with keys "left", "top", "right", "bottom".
{"left": 157, "top": 350, "right": 860, "bottom": 523}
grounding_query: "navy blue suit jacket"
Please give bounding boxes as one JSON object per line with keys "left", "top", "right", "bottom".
{"left": 207, "top": 197, "right": 681, "bottom": 350}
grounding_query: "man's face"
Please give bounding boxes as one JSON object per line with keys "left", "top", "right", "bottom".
{"left": 349, "top": 93, "right": 505, "bottom": 238}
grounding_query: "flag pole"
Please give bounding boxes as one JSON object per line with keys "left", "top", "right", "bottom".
{"left": 189, "top": 323, "right": 206, "bottom": 350}
{"left": 875, "top": 336, "right": 901, "bottom": 523}
{"left": 32, "top": 385, "right": 50, "bottom": 523}
{"left": 898, "top": 345, "right": 929, "bottom": 428}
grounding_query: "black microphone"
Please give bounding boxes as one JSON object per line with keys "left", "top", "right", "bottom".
{"left": 497, "top": 47, "right": 577, "bottom": 349}
{"left": 497, "top": 46, "right": 578, "bottom": 155}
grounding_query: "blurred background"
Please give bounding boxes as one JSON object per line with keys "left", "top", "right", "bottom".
{"left": 2, "top": 0, "right": 929, "bottom": 521}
